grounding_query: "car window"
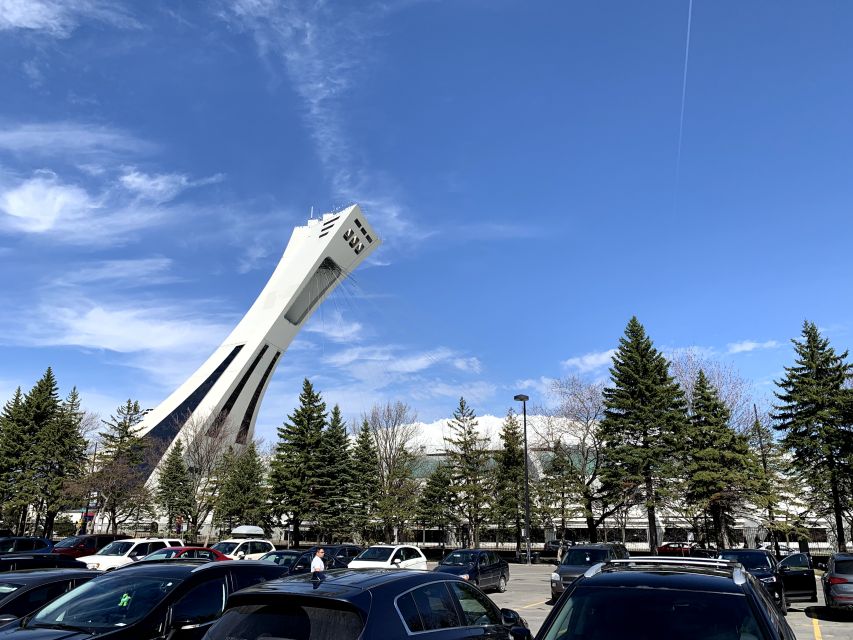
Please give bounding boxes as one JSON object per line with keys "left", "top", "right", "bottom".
{"left": 1, "top": 581, "right": 71, "bottom": 618}
{"left": 211, "top": 542, "right": 238, "bottom": 555}
{"left": 449, "top": 582, "right": 501, "bottom": 626}
{"left": 196, "top": 550, "right": 215, "bottom": 561}
{"left": 835, "top": 559, "right": 853, "bottom": 573}
{"left": 718, "top": 552, "right": 772, "bottom": 571}
{"left": 14, "top": 540, "right": 35, "bottom": 551}
{"left": 478, "top": 554, "right": 487, "bottom": 566}
{"left": 396, "top": 592, "right": 424, "bottom": 632}
{"left": 780, "top": 554, "right": 810, "bottom": 570}
{"left": 408, "top": 582, "right": 460, "bottom": 630}
{"left": 98, "top": 541, "right": 134, "bottom": 556}
{"left": 147, "top": 542, "right": 167, "bottom": 554}
{"left": 355, "top": 547, "right": 394, "bottom": 562}
{"left": 230, "top": 568, "right": 275, "bottom": 593}
{"left": 235, "top": 543, "right": 248, "bottom": 556}
{"left": 403, "top": 548, "right": 421, "bottom": 562}
{"left": 391, "top": 549, "right": 405, "bottom": 563}
{"left": 562, "top": 549, "right": 609, "bottom": 566}
{"left": 54, "top": 537, "right": 82, "bottom": 549}
{"left": 170, "top": 577, "right": 227, "bottom": 626}
{"left": 442, "top": 551, "right": 478, "bottom": 566}
{"left": 205, "top": 603, "right": 364, "bottom": 640}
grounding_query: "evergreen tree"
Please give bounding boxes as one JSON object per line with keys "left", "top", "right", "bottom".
{"left": 32, "top": 386, "right": 88, "bottom": 538}
{"left": 315, "top": 405, "right": 353, "bottom": 542}
{"left": 156, "top": 440, "right": 194, "bottom": 532}
{"left": 599, "top": 317, "right": 688, "bottom": 552}
{"left": 490, "top": 409, "right": 526, "bottom": 552}
{"left": 270, "top": 379, "right": 326, "bottom": 546}
{"left": 773, "top": 321, "right": 853, "bottom": 551}
{"left": 94, "top": 400, "right": 148, "bottom": 534}
{"left": 215, "top": 443, "right": 269, "bottom": 532}
{"left": 538, "top": 439, "right": 577, "bottom": 542}
{"left": 682, "top": 370, "right": 759, "bottom": 548}
{"left": 349, "top": 419, "right": 381, "bottom": 544}
{"left": 444, "top": 397, "right": 491, "bottom": 548}
{"left": 0, "top": 388, "right": 31, "bottom": 534}
{"left": 416, "top": 462, "right": 458, "bottom": 549}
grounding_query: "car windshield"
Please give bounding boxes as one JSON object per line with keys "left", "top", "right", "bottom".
{"left": 212, "top": 542, "right": 239, "bottom": 555}
{"left": 540, "top": 585, "right": 763, "bottom": 640}
{"left": 441, "top": 551, "right": 477, "bottom": 566}
{"left": 0, "top": 582, "right": 23, "bottom": 599}
{"left": 0, "top": 540, "right": 17, "bottom": 553}
{"left": 562, "top": 549, "right": 608, "bottom": 566}
{"left": 719, "top": 552, "right": 771, "bottom": 571}
{"left": 97, "top": 541, "right": 134, "bottom": 556}
{"left": 835, "top": 560, "right": 853, "bottom": 574}
{"left": 29, "top": 574, "right": 182, "bottom": 633}
{"left": 54, "top": 537, "right": 83, "bottom": 549}
{"left": 205, "top": 603, "right": 364, "bottom": 640}
{"left": 260, "top": 552, "right": 300, "bottom": 567}
{"left": 355, "top": 547, "right": 393, "bottom": 562}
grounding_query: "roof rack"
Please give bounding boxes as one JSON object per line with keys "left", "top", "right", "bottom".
{"left": 582, "top": 557, "right": 746, "bottom": 584}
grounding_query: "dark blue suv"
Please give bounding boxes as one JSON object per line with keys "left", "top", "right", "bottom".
{"left": 434, "top": 548, "right": 510, "bottom": 592}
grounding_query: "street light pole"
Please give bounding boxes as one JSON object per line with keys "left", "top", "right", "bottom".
{"left": 514, "top": 394, "right": 531, "bottom": 565}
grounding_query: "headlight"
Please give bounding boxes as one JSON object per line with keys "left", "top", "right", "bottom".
{"left": 460, "top": 574, "right": 469, "bottom": 580}
{"left": 551, "top": 573, "right": 560, "bottom": 582}
{"left": 760, "top": 576, "right": 776, "bottom": 584}
{"left": 87, "top": 563, "right": 99, "bottom": 570}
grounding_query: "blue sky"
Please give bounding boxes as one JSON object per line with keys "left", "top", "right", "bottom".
{"left": 1, "top": 1, "right": 851, "bottom": 444}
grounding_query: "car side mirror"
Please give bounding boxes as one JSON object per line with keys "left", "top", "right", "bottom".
{"left": 779, "top": 565, "right": 789, "bottom": 573}
{"left": 392, "top": 558, "right": 401, "bottom": 566}
{"left": 237, "top": 551, "right": 245, "bottom": 560}
{"left": 510, "top": 626, "right": 533, "bottom": 640}
{"left": 501, "top": 608, "right": 521, "bottom": 626}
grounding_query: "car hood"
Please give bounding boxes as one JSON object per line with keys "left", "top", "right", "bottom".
{"left": 434, "top": 565, "right": 473, "bottom": 576}
{"left": 0, "top": 627, "right": 92, "bottom": 639}
{"left": 556, "top": 564, "right": 592, "bottom": 578}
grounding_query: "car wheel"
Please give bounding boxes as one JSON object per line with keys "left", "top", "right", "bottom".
{"left": 497, "top": 575, "right": 507, "bottom": 593}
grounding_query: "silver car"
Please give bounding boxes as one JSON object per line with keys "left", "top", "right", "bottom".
{"left": 822, "top": 552, "right": 853, "bottom": 608}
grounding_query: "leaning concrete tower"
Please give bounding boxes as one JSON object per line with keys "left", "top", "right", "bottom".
{"left": 137, "top": 204, "right": 380, "bottom": 476}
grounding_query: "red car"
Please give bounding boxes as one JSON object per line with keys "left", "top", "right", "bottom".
{"left": 141, "top": 546, "right": 231, "bottom": 561}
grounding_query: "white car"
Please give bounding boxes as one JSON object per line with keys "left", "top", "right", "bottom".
{"left": 78, "top": 537, "right": 183, "bottom": 571}
{"left": 348, "top": 544, "right": 428, "bottom": 570}
{"left": 211, "top": 538, "right": 275, "bottom": 560}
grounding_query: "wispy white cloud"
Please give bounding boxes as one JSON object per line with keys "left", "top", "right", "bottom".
{"left": 119, "top": 168, "right": 224, "bottom": 204}
{"left": 0, "top": 122, "right": 153, "bottom": 159}
{"left": 0, "top": 170, "right": 93, "bottom": 232}
{"left": 304, "top": 309, "right": 363, "bottom": 343}
{"left": 515, "top": 376, "right": 557, "bottom": 400}
{"left": 561, "top": 348, "right": 616, "bottom": 373}
{"left": 50, "top": 257, "right": 177, "bottom": 287}
{"left": 411, "top": 380, "right": 498, "bottom": 405}
{"left": 0, "top": 0, "right": 138, "bottom": 38}
{"left": 452, "top": 357, "right": 482, "bottom": 374}
{"left": 727, "top": 340, "right": 779, "bottom": 354}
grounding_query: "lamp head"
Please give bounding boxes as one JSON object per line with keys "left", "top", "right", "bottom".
{"left": 514, "top": 394, "right": 529, "bottom": 402}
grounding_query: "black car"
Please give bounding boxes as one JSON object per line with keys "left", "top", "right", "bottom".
{"left": 549, "top": 543, "right": 629, "bottom": 601}
{"left": 0, "top": 559, "right": 288, "bottom": 640}
{"left": 203, "top": 568, "right": 528, "bottom": 640}
{"left": 434, "top": 549, "right": 510, "bottom": 592}
{"left": 277, "top": 545, "right": 364, "bottom": 574}
{"left": 0, "top": 569, "right": 99, "bottom": 623}
{"left": 258, "top": 550, "right": 303, "bottom": 570}
{"left": 519, "top": 556, "right": 796, "bottom": 640}
{"left": 0, "top": 555, "right": 87, "bottom": 573}
{"left": 0, "top": 539, "right": 52, "bottom": 555}
{"left": 718, "top": 549, "right": 817, "bottom": 612}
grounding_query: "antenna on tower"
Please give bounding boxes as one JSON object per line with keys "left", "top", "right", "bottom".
{"left": 310, "top": 206, "right": 314, "bottom": 219}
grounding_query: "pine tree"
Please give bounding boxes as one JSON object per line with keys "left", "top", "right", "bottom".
{"left": 0, "top": 388, "right": 30, "bottom": 533}
{"left": 416, "top": 462, "right": 458, "bottom": 549}
{"left": 444, "top": 397, "right": 491, "bottom": 548}
{"left": 349, "top": 419, "right": 380, "bottom": 544}
{"left": 315, "top": 405, "right": 353, "bottom": 542}
{"left": 270, "top": 378, "right": 326, "bottom": 546}
{"left": 99, "top": 399, "right": 146, "bottom": 465}
{"left": 156, "top": 440, "right": 194, "bottom": 532}
{"left": 599, "top": 317, "right": 688, "bottom": 552}
{"left": 539, "top": 438, "right": 577, "bottom": 542}
{"left": 773, "top": 321, "right": 853, "bottom": 551}
{"left": 490, "top": 409, "right": 526, "bottom": 553}
{"left": 682, "top": 370, "right": 759, "bottom": 548}
{"left": 215, "top": 443, "right": 269, "bottom": 532}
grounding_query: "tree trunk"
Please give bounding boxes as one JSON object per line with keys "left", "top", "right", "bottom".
{"left": 292, "top": 519, "right": 302, "bottom": 547}
{"left": 829, "top": 467, "right": 848, "bottom": 551}
{"left": 584, "top": 495, "right": 598, "bottom": 543}
{"left": 43, "top": 510, "right": 58, "bottom": 540}
{"left": 645, "top": 475, "right": 658, "bottom": 552}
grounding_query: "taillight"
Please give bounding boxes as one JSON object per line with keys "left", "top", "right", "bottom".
{"left": 828, "top": 576, "right": 849, "bottom": 585}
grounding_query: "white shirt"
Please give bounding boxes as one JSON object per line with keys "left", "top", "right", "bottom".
{"left": 311, "top": 555, "right": 325, "bottom": 572}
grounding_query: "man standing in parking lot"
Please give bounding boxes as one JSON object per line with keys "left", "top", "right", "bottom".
{"left": 311, "top": 548, "right": 325, "bottom": 579}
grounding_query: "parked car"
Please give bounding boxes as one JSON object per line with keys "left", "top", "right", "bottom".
{"left": 0, "top": 555, "right": 87, "bottom": 573}
{"left": 274, "top": 544, "right": 365, "bottom": 574}
{"left": 543, "top": 540, "right": 570, "bottom": 558}
{"left": 141, "top": 547, "right": 230, "bottom": 562}
{"left": 549, "top": 543, "right": 629, "bottom": 602}
{"left": 258, "top": 550, "right": 303, "bottom": 569}
{"left": 203, "top": 568, "right": 528, "bottom": 639}
{"left": 759, "top": 542, "right": 797, "bottom": 556}
{"left": 78, "top": 537, "right": 184, "bottom": 571}
{"left": 349, "top": 544, "right": 428, "bottom": 570}
{"left": 210, "top": 539, "right": 274, "bottom": 560}
{"left": 0, "top": 559, "right": 289, "bottom": 639}
{"left": 718, "top": 548, "right": 817, "bottom": 611}
{"left": 434, "top": 549, "right": 510, "bottom": 592}
{"left": 52, "top": 535, "right": 129, "bottom": 559}
{"left": 0, "top": 568, "right": 99, "bottom": 623}
{"left": 821, "top": 552, "right": 853, "bottom": 609}
{"left": 0, "top": 538, "right": 53, "bottom": 554}
{"left": 655, "top": 541, "right": 715, "bottom": 557}
{"left": 520, "top": 556, "right": 797, "bottom": 640}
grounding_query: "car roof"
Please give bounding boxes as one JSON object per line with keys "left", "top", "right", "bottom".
{"left": 264, "top": 550, "right": 301, "bottom": 555}
{"left": 583, "top": 564, "right": 745, "bottom": 593}
{"left": 832, "top": 553, "right": 853, "bottom": 559}
{"left": 568, "top": 543, "right": 620, "bottom": 550}
{"left": 719, "top": 548, "right": 772, "bottom": 555}
{"left": 0, "top": 569, "right": 99, "bottom": 583}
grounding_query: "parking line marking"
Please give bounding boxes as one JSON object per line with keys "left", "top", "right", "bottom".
{"left": 812, "top": 617, "right": 822, "bottom": 640}
{"left": 520, "top": 600, "right": 548, "bottom": 609}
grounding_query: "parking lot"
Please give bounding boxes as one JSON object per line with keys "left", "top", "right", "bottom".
{"left": 441, "top": 562, "right": 853, "bottom": 638}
